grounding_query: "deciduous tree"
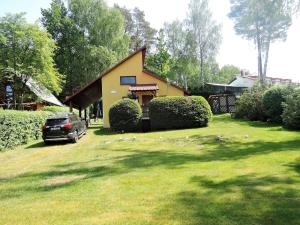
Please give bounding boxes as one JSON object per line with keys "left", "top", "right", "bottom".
{"left": 42, "top": 0, "right": 129, "bottom": 96}
{"left": 186, "top": 0, "right": 222, "bottom": 86}
{"left": 0, "top": 13, "right": 62, "bottom": 107}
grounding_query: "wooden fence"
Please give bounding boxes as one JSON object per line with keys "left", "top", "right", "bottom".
{"left": 208, "top": 94, "right": 236, "bottom": 114}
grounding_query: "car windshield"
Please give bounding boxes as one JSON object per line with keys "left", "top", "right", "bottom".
{"left": 46, "top": 118, "right": 68, "bottom": 126}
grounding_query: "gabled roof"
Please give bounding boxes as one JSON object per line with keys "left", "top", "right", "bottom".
{"left": 64, "top": 46, "right": 188, "bottom": 107}
{"left": 142, "top": 68, "right": 189, "bottom": 95}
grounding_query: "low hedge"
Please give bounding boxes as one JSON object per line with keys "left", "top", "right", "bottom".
{"left": 282, "top": 88, "right": 300, "bottom": 129}
{"left": 0, "top": 110, "right": 50, "bottom": 150}
{"left": 109, "top": 99, "right": 142, "bottom": 132}
{"left": 149, "top": 96, "right": 212, "bottom": 130}
{"left": 42, "top": 106, "right": 79, "bottom": 115}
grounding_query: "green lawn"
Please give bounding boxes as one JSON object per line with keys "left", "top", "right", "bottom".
{"left": 1, "top": 115, "right": 300, "bottom": 225}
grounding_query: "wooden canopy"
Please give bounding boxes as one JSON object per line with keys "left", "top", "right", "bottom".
{"left": 64, "top": 79, "right": 102, "bottom": 110}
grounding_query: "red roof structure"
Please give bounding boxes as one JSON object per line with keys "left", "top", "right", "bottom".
{"left": 129, "top": 84, "right": 159, "bottom": 92}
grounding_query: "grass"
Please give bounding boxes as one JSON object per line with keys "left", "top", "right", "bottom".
{"left": 0, "top": 114, "right": 300, "bottom": 225}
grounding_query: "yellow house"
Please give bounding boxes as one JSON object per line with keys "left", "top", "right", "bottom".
{"left": 65, "top": 46, "right": 187, "bottom": 128}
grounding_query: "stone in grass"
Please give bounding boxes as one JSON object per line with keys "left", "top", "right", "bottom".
{"left": 197, "top": 144, "right": 204, "bottom": 149}
{"left": 216, "top": 135, "right": 224, "bottom": 142}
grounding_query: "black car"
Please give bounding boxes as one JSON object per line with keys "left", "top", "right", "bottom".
{"left": 42, "top": 112, "right": 86, "bottom": 144}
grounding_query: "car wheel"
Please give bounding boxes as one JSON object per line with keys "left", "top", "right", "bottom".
{"left": 72, "top": 131, "right": 79, "bottom": 143}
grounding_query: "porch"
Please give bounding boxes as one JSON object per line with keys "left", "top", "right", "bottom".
{"left": 128, "top": 84, "right": 158, "bottom": 118}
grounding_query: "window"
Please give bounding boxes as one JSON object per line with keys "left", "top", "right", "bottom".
{"left": 120, "top": 76, "right": 136, "bottom": 85}
{"left": 5, "top": 84, "right": 13, "bottom": 104}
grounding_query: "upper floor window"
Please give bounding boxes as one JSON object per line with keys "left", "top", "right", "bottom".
{"left": 120, "top": 76, "right": 136, "bottom": 85}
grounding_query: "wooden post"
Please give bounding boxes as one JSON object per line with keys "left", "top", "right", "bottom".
{"left": 84, "top": 109, "right": 88, "bottom": 128}
{"left": 79, "top": 107, "right": 82, "bottom": 118}
{"left": 69, "top": 101, "right": 73, "bottom": 112}
{"left": 226, "top": 95, "right": 229, "bottom": 113}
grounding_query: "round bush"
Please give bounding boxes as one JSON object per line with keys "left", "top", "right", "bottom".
{"left": 282, "top": 88, "right": 300, "bottom": 129}
{"left": 262, "top": 86, "right": 291, "bottom": 123}
{"left": 149, "top": 96, "right": 212, "bottom": 130}
{"left": 109, "top": 99, "right": 142, "bottom": 132}
{"left": 234, "top": 87, "right": 265, "bottom": 121}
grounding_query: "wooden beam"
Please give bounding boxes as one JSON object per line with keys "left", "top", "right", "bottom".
{"left": 84, "top": 109, "right": 88, "bottom": 128}
{"left": 69, "top": 101, "right": 73, "bottom": 112}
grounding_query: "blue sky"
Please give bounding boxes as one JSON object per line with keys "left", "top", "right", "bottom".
{"left": 0, "top": 0, "right": 51, "bottom": 23}
{"left": 1, "top": 0, "right": 300, "bottom": 82}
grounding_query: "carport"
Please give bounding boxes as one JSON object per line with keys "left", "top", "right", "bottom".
{"left": 64, "top": 78, "right": 102, "bottom": 121}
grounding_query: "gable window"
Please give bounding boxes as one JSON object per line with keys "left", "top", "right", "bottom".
{"left": 120, "top": 76, "right": 136, "bottom": 85}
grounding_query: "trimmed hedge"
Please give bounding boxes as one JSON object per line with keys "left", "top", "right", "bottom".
{"left": 149, "top": 96, "right": 212, "bottom": 130}
{"left": 42, "top": 106, "right": 79, "bottom": 115}
{"left": 0, "top": 110, "right": 50, "bottom": 150}
{"left": 282, "top": 88, "right": 300, "bottom": 129}
{"left": 262, "top": 86, "right": 292, "bottom": 123}
{"left": 109, "top": 99, "right": 142, "bottom": 132}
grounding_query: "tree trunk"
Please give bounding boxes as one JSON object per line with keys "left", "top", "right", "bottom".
{"left": 200, "top": 49, "right": 204, "bottom": 87}
{"left": 256, "top": 28, "right": 264, "bottom": 85}
{"left": 263, "top": 38, "right": 271, "bottom": 78}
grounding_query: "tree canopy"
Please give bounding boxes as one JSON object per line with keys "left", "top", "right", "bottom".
{"left": 114, "top": 5, "right": 157, "bottom": 52}
{"left": 229, "top": 0, "right": 292, "bottom": 85}
{"left": 0, "top": 13, "right": 63, "bottom": 100}
{"left": 41, "top": 0, "right": 129, "bottom": 96}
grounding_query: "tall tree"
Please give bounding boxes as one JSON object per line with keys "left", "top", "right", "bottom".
{"left": 42, "top": 0, "right": 129, "bottom": 96}
{"left": 145, "top": 30, "right": 171, "bottom": 79}
{"left": 0, "top": 13, "right": 62, "bottom": 107}
{"left": 164, "top": 20, "right": 198, "bottom": 89}
{"left": 114, "top": 5, "right": 157, "bottom": 51}
{"left": 229, "top": 0, "right": 292, "bottom": 85}
{"left": 186, "top": 0, "right": 222, "bottom": 86}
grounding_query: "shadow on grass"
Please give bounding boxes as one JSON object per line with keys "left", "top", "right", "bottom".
{"left": 0, "top": 164, "right": 123, "bottom": 200}
{"left": 112, "top": 137, "right": 300, "bottom": 170}
{"left": 2, "top": 129, "right": 300, "bottom": 203}
{"left": 164, "top": 175, "right": 300, "bottom": 225}
{"left": 26, "top": 140, "right": 70, "bottom": 149}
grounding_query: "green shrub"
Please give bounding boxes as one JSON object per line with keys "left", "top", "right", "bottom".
{"left": 0, "top": 110, "right": 51, "bottom": 150}
{"left": 42, "top": 106, "right": 79, "bottom": 115}
{"left": 149, "top": 96, "right": 212, "bottom": 130}
{"left": 234, "top": 87, "right": 266, "bottom": 121}
{"left": 262, "top": 86, "right": 292, "bottom": 123}
{"left": 282, "top": 88, "right": 300, "bottom": 129}
{"left": 109, "top": 99, "right": 142, "bottom": 132}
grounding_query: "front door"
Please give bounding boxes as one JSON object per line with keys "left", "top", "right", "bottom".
{"left": 142, "top": 95, "right": 153, "bottom": 118}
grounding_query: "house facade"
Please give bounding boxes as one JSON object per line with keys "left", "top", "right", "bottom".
{"left": 65, "top": 47, "right": 186, "bottom": 128}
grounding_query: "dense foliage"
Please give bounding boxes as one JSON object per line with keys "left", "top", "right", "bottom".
{"left": 262, "top": 86, "right": 292, "bottom": 123}
{"left": 109, "top": 99, "right": 142, "bottom": 132}
{"left": 114, "top": 5, "right": 157, "bottom": 51}
{"left": 0, "top": 110, "right": 50, "bottom": 150}
{"left": 234, "top": 87, "right": 266, "bottom": 121}
{"left": 149, "top": 96, "right": 212, "bottom": 130}
{"left": 41, "top": 0, "right": 129, "bottom": 97}
{"left": 0, "top": 13, "right": 63, "bottom": 107}
{"left": 282, "top": 88, "right": 300, "bottom": 129}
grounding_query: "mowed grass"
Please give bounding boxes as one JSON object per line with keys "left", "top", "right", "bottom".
{"left": 1, "top": 115, "right": 300, "bottom": 225}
